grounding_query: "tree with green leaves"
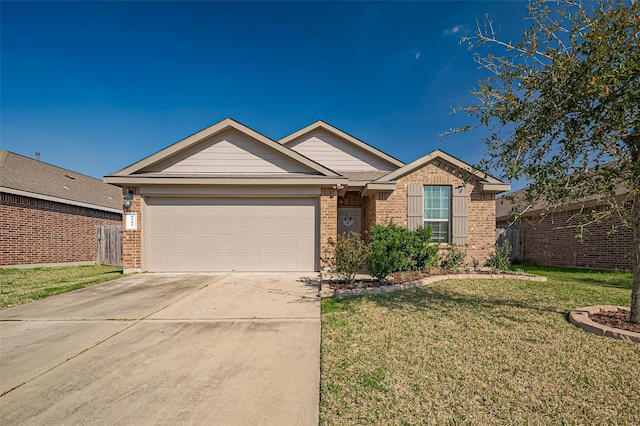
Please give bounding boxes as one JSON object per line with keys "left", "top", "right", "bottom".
{"left": 451, "top": 0, "right": 639, "bottom": 323}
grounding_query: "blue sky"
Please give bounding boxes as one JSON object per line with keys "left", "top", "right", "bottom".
{"left": 1, "top": 1, "right": 530, "bottom": 186}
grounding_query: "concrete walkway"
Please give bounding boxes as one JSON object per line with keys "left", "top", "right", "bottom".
{"left": 0, "top": 273, "right": 320, "bottom": 425}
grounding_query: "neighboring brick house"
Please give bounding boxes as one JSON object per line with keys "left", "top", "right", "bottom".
{"left": 105, "top": 118, "right": 510, "bottom": 273}
{"left": 0, "top": 150, "right": 123, "bottom": 266}
{"left": 496, "top": 187, "right": 633, "bottom": 271}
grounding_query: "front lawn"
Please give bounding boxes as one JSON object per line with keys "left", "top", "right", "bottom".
{"left": 320, "top": 266, "right": 639, "bottom": 425}
{"left": 0, "top": 265, "right": 124, "bottom": 309}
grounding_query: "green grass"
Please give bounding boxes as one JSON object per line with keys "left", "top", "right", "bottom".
{"left": 320, "top": 267, "right": 639, "bottom": 425}
{"left": 0, "top": 265, "right": 125, "bottom": 309}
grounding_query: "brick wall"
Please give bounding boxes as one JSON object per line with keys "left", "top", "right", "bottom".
{"left": 121, "top": 187, "right": 143, "bottom": 271}
{"left": 468, "top": 190, "right": 499, "bottom": 266}
{"left": 498, "top": 203, "right": 633, "bottom": 270}
{"left": 362, "top": 193, "right": 376, "bottom": 242}
{"left": 0, "top": 192, "right": 122, "bottom": 266}
{"left": 337, "top": 191, "right": 364, "bottom": 207}
{"left": 320, "top": 187, "right": 338, "bottom": 268}
{"left": 369, "top": 161, "right": 498, "bottom": 266}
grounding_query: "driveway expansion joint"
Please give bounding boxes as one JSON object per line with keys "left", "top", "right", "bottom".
{"left": 0, "top": 318, "right": 144, "bottom": 397}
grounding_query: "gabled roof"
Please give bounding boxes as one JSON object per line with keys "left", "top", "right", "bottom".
{"left": 0, "top": 150, "right": 122, "bottom": 213}
{"left": 496, "top": 177, "right": 630, "bottom": 222}
{"left": 279, "top": 120, "right": 405, "bottom": 169}
{"left": 375, "top": 149, "right": 510, "bottom": 193}
{"left": 105, "top": 118, "right": 348, "bottom": 186}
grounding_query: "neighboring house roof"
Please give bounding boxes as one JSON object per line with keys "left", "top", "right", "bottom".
{"left": 496, "top": 181, "right": 630, "bottom": 222}
{"left": 279, "top": 120, "right": 405, "bottom": 171}
{"left": 105, "top": 118, "right": 347, "bottom": 186}
{"left": 0, "top": 150, "right": 122, "bottom": 213}
{"left": 374, "top": 149, "right": 510, "bottom": 193}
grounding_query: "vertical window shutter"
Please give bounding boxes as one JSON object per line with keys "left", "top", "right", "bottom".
{"left": 451, "top": 184, "right": 468, "bottom": 245}
{"left": 407, "top": 184, "right": 423, "bottom": 230}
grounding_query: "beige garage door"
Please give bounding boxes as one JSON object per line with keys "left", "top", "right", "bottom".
{"left": 145, "top": 198, "right": 318, "bottom": 272}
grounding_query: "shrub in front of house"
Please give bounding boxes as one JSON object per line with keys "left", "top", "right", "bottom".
{"left": 368, "top": 222, "right": 439, "bottom": 282}
{"left": 484, "top": 240, "right": 512, "bottom": 271}
{"left": 439, "top": 244, "right": 467, "bottom": 272}
{"left": 412, "top": 225, "right": 440, "bottom": 271}
{"left": 322, "top": 232, "right": 369, "bottom": 285}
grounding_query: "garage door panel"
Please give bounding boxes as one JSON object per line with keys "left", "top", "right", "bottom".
{"left": 147, "top": 217, "right": 193, "bottom": 234}
{"left": 145, "top": 198, "right": 317, "bottom": 272}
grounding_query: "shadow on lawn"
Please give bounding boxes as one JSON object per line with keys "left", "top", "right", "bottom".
{"left": 520, "top": 266, "right": 632, "bottom": 290}
{"left": 364, "top": 285, "right": 566, "bottom": 317}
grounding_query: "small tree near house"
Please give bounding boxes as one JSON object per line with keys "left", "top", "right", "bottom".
{"left": 321, "top": 232, "right": 369, "bottom": 285}
{"left": 449, "top": 0, "right": 640, "bottom": 322}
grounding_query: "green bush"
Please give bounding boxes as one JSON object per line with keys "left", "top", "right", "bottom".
{"left": 440, "top": 244, "right": 466, "bottom": 271}
{"left": 368, "top": 222, "right": 440, "bottom": 282}
{"left": 485, "top": 240, "right": 512, "bottom": 271}
{"left": 412, "top": 226, "right": 440, "bottom": 271}
{"left": 321, "top": 232, "right": 369, "bottom": 285}
{"left": 368, "top": 222, "right": 408, "bottom": 281}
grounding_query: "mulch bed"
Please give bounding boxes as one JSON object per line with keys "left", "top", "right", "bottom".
{"left": 589, "top": 308, "right": 640, "bottom": 334}
{"left": 327, "top": 270, "right": 510, "bottom": 290}
{"left": 327, "top": 271, "right": 433, "bottom": 290}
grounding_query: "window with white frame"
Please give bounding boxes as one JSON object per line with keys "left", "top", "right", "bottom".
{"left": 423, "top": 186, "right": 451, "bottom": 243}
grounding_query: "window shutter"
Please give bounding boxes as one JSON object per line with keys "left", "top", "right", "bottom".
{"left": 451, "top": 184, "right": 468, "bottom": 245}
{"left": 407, "top": 184, "right": 423, "bottom": 230}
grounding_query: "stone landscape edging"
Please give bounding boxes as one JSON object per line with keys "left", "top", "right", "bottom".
{"left": 320, "top": 273, "right": 547, "bottom": 298}
{"left": 569, "top": 306, "right": 640, "bottom": 343}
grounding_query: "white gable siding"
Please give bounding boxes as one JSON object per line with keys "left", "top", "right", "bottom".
{"left": 286, "top": 129, "right": 397, "bottom": 172}
{"left": 143, "top": 129, "right": 315, "bottom": 175}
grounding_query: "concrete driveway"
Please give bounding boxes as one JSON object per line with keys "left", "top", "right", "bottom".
{"left": 0, "top": 273, "right": 320, "bottom": 425}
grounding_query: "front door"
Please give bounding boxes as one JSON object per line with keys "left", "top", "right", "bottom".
{"left": 337, "top": 207, "right": 362, "bottom": 236}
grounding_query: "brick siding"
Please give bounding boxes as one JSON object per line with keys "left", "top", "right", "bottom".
{"left": 362, "top": 193, "right": 376, "bottom": 242}
{"left": 122, "top": 187, "right": 143, "bottom": 271}
{"left": 0, "top": 192, "right": 121, "bottom": 266}
{"left": 320, "top": 187, "right": 338, "bottom": 267}
{"left": 365, "top": 161, "right": 498, "bottom": 266}
{"left": 121, "top": 166, "right": 501, "bottom": 271}
{"left": 337, "top": 191, "right": 364, "bottom": 207}
{"left": 498, "top": 203, "right": 632, "bottom": 271}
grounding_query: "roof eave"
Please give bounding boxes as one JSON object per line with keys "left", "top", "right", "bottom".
{"left": 361, "top": 182, "right": 397, "bottom": 197}
{"left": 104, "top": 176, "right": 349, "bottom": 186}
{"left": 480, "top": 182, "right": 511, "bottom": 194}
{"left": 1, "top": 187, "right": 122, "bottom": 214}
{"left": 279, "top": 120, "right": 405, "bottom": 168}
{"left": 376, "top": 149, "right": 509, "bottom": 190}
{"left": 109, "top": 118, "right": 341, "bottom": 178}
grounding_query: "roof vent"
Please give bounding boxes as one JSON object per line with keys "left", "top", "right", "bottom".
{"left": 35, "top": 152, "right": 40, "bottom": 161}
{"left": 65, "top": 174, "right": 76, "bottom": 180}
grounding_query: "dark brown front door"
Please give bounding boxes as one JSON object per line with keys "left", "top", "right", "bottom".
{"left": 337, "top": 207, "right": 362, "bottom": 236}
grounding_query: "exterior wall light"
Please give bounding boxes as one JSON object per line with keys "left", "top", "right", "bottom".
{"left": 123, "top": 190, "right": 134, "bottom": 211}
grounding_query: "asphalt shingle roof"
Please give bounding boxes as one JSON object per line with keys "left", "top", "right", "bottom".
{"left": 0, "top": 150, "right": 122, "bottom": 211}
{"left": 338, "top": 171, "right": 392, "bottom": 182}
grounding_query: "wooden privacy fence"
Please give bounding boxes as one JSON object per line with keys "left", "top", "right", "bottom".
{"left": 97, "top": 225, "right": 122, "bottom": 266}
{"left": 496, "top": 227, "right": 524, "bottom": 264}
